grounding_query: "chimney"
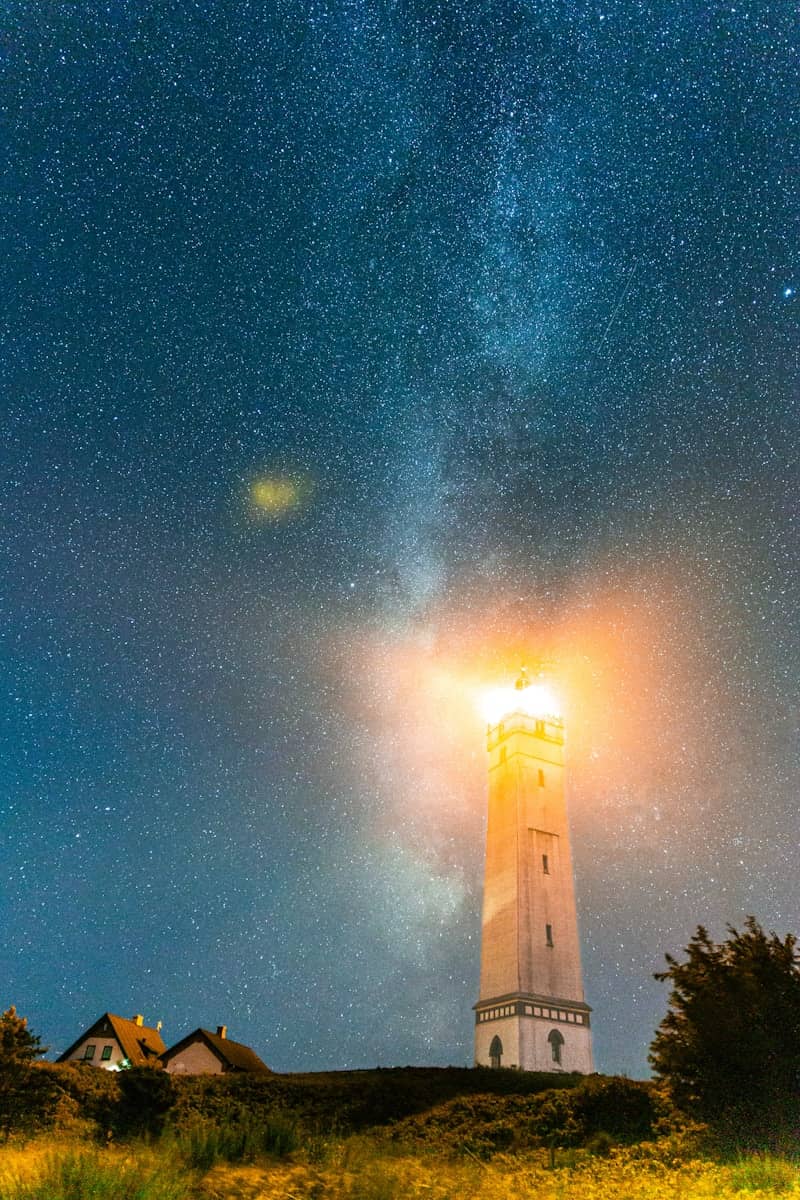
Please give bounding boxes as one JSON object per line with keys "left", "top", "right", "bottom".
{"left": 216, "top": 1025, "right": 227, "bottom": 1040}
{"left": 133, "top": 1014, "right": 144, "bottom": 1027}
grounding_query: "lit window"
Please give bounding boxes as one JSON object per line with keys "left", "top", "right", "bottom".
{"left": 538, "top": 768, "right": 545, "bottom": 787}
{"left": 546, "top": 924, "right": 554, "bottom": 946}
{"left": 84, "top": 1045, "right": 96, "bottom": 1060}
{"left": 548, "top": 1029, "right": 565, "bottom": 1065}
{"left": 542, "top": 854, "right": 549, "bottom": 874}
{"left": 101, "top": 1046, "right": 113, "bottom": 1061}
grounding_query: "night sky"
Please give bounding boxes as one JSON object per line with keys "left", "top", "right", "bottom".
{"left": 2, "top": 1, "right": 797, "bottom": 1078}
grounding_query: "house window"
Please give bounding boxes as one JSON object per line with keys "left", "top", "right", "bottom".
{"left": 83, "top": 1045, "right": 96, "bottom": 1060}
{"left": 101, "top": 1046, "right": 113, "bottom": 1061}
{"left": 548, "top": 1029, "right": 565, "bottom": 1065}
{"left": 537, "top": 768, "right": 545, "bottom": 787}
{"left": 489, "top": 1035, "right": 503, "bottom": 1069}
{"left": 546, "top": 924, "right": 554, "bottom": 946}
{"left": 542, "top": 854, "right": 549, "bottom": 874}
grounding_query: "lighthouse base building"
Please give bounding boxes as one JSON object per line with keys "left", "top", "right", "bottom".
{"left": 474, "top": 676, "right": 594, "bottom": 1074}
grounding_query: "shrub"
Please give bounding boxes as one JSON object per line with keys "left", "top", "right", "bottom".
{"left": 571, "top": 1076, "right": 659, "bottom": 1142}
{"left": 585, "top": 1130, "right": 615, "bottom": 1157}
{"left": 35, "top": 1063, "right": 119, "bottom": 1134}
{"left": 115, "top": 1066, "right": 175, "bottom": 1137}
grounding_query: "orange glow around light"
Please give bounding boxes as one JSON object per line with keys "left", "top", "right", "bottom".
{"left": 478, "top": 680, "right": 562, "bottom": 726}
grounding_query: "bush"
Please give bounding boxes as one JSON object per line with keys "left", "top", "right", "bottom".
{"left": 166, "top": 1067, "right": 583, "bottom": 1138}
{"left": 585, "top": 1130, "right": 615, "bottom": 1157}
{"left": 115, "top": 1067, "right": 176, "bottom": 1138}
{"left": 37, "top": 1063, "right": 119, "bottom": 1134}
{"left": 571, "top": 1076, "right": 659, "bottom": 1141}
{"left": 383, "top": 1076, "right": 662, "bottom": 1158}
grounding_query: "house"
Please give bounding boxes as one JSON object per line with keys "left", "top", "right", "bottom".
{"left": 161, "top": 1025, "right": 270, "bottom": 1074}
{"left": 57, "top": 1012, "right": 166, "bottom": 1070}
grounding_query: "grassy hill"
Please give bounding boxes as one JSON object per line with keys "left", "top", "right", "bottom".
{"left": 19, "top": 1062, "right": 660, "bottom": 1156}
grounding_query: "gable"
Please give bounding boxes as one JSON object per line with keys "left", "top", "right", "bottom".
{"left": 57, "top": 1013, "right": 166, "bottom": 1067}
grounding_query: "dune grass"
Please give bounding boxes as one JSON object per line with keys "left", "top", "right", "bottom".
{"left": 0, "top": 1141, "right": 192, "bottom": 1200}
{"left": 170, "top": 1114, "right": 300, "bottom": 1170}
{"left": 1, "top": 1133, "right": 799, "bottom": 1200}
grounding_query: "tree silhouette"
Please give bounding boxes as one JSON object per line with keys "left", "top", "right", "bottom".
{"left": 650, "top": 918, "right": 800, "bottom": 1133}
{"left": 0, "top": 1006, "right": 47, "bottom": 1136}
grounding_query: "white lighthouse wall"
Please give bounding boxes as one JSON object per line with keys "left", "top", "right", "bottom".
{"left": 474, "top": 1015, "right": 520, "bottom": 1068}
{"left": 523, "top": 1019, "right": 594, "bottom": 1074}
{"left": 476, "top": 1016, "right": 593, "bottom": 1073}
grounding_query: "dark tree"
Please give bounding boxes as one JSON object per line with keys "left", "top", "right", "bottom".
{"left": 650, "top": 918, "right": 800, "bottom": 1131}
{"left": 0, "top": 1006, "right": 47, "bottom": 1135}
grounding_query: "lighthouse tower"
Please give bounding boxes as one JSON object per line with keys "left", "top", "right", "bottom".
{"left": 474, "top": 671, "right": 593, "bottom": 1073}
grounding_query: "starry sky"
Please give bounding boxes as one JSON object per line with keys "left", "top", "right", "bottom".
{"left": 1, "top": 0, "right": 797, "bottom": 1077}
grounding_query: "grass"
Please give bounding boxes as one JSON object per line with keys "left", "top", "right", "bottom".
{"left": 171, "top": 1115, "right": 300, "bottom": 1170}
{"left": 728, "top": 1153, "right": 800, "bottom": 1193}
{"left": 195, "top": 1145, "right": 800, "bottom": 1199}
{"left": 1, "top": 1133, "right": 799, "bottom": 1200}
{"left": 0, "top": 1141, "right": 192, "bottom": 1200}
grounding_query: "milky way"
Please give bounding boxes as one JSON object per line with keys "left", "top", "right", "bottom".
{"left": 1, "top": 1, "right": 797, "bottom": 1075}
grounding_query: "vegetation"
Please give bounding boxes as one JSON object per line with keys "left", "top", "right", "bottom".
{"left": 650, "top": 917, "right": 800, "bottom": 1141}
{"left": 383, "top": 1076, "right": 660, "bottom": 1157}
{"left": 0, "top": 1142, "right": 191, "bottom": 1200}
{"left": 0, "top": 1009, "right": 47, "bottom": 1138}
{"left": 115, "top": 1066, "right": 177, "bottom": 1137}
{"left": 3, "top": 971, "right": 800, "bottom": 1198}
{"left": 172, "top": 1113, "right": 300, "bottom": 1171}
{"left": 1, "top": 1134, "right": 799, "bottom": 1200}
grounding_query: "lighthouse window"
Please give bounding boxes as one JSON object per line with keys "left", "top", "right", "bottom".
{"left": 489, "top": 1035, "right": 503, "bottom": 1068}
{"left": 548, "top": 1029, "right": 564, "bottom": 1065}
{"left": 499, "top": 747, "right": 507, "bottom": 764}
{"left": 542, "top": 854, "right": 549, "bottom": 874}
{"left": 538, "top": 769, "right": 545, "bottom": 787}
{"left": 546, "top": 924, "right": 554, "bottom": 946}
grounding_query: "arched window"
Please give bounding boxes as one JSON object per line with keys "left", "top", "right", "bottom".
{"left": 548, "top": 1029, "right": 564, "bottom": 1066}
{"left": 489, "top": 1035, "right": 503, "bottom": 1069}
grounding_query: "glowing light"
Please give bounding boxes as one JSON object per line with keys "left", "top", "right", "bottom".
{"left": 249, "top": 475, "right": 309, "bottom": 517}
{"left": 479, "top": 680, "right": 562, "bottom": 725}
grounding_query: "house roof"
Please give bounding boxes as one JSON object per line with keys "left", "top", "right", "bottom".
{"left": 57, "top": 1013, "right": 166, "bottom": 1066}
{"left": 161, "top": 1028, "right": 271, "bottom": 1073}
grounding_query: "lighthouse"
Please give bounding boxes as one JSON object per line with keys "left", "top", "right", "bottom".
{"left": 474, "top": 670, "right": 594, "bottom": 1072}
